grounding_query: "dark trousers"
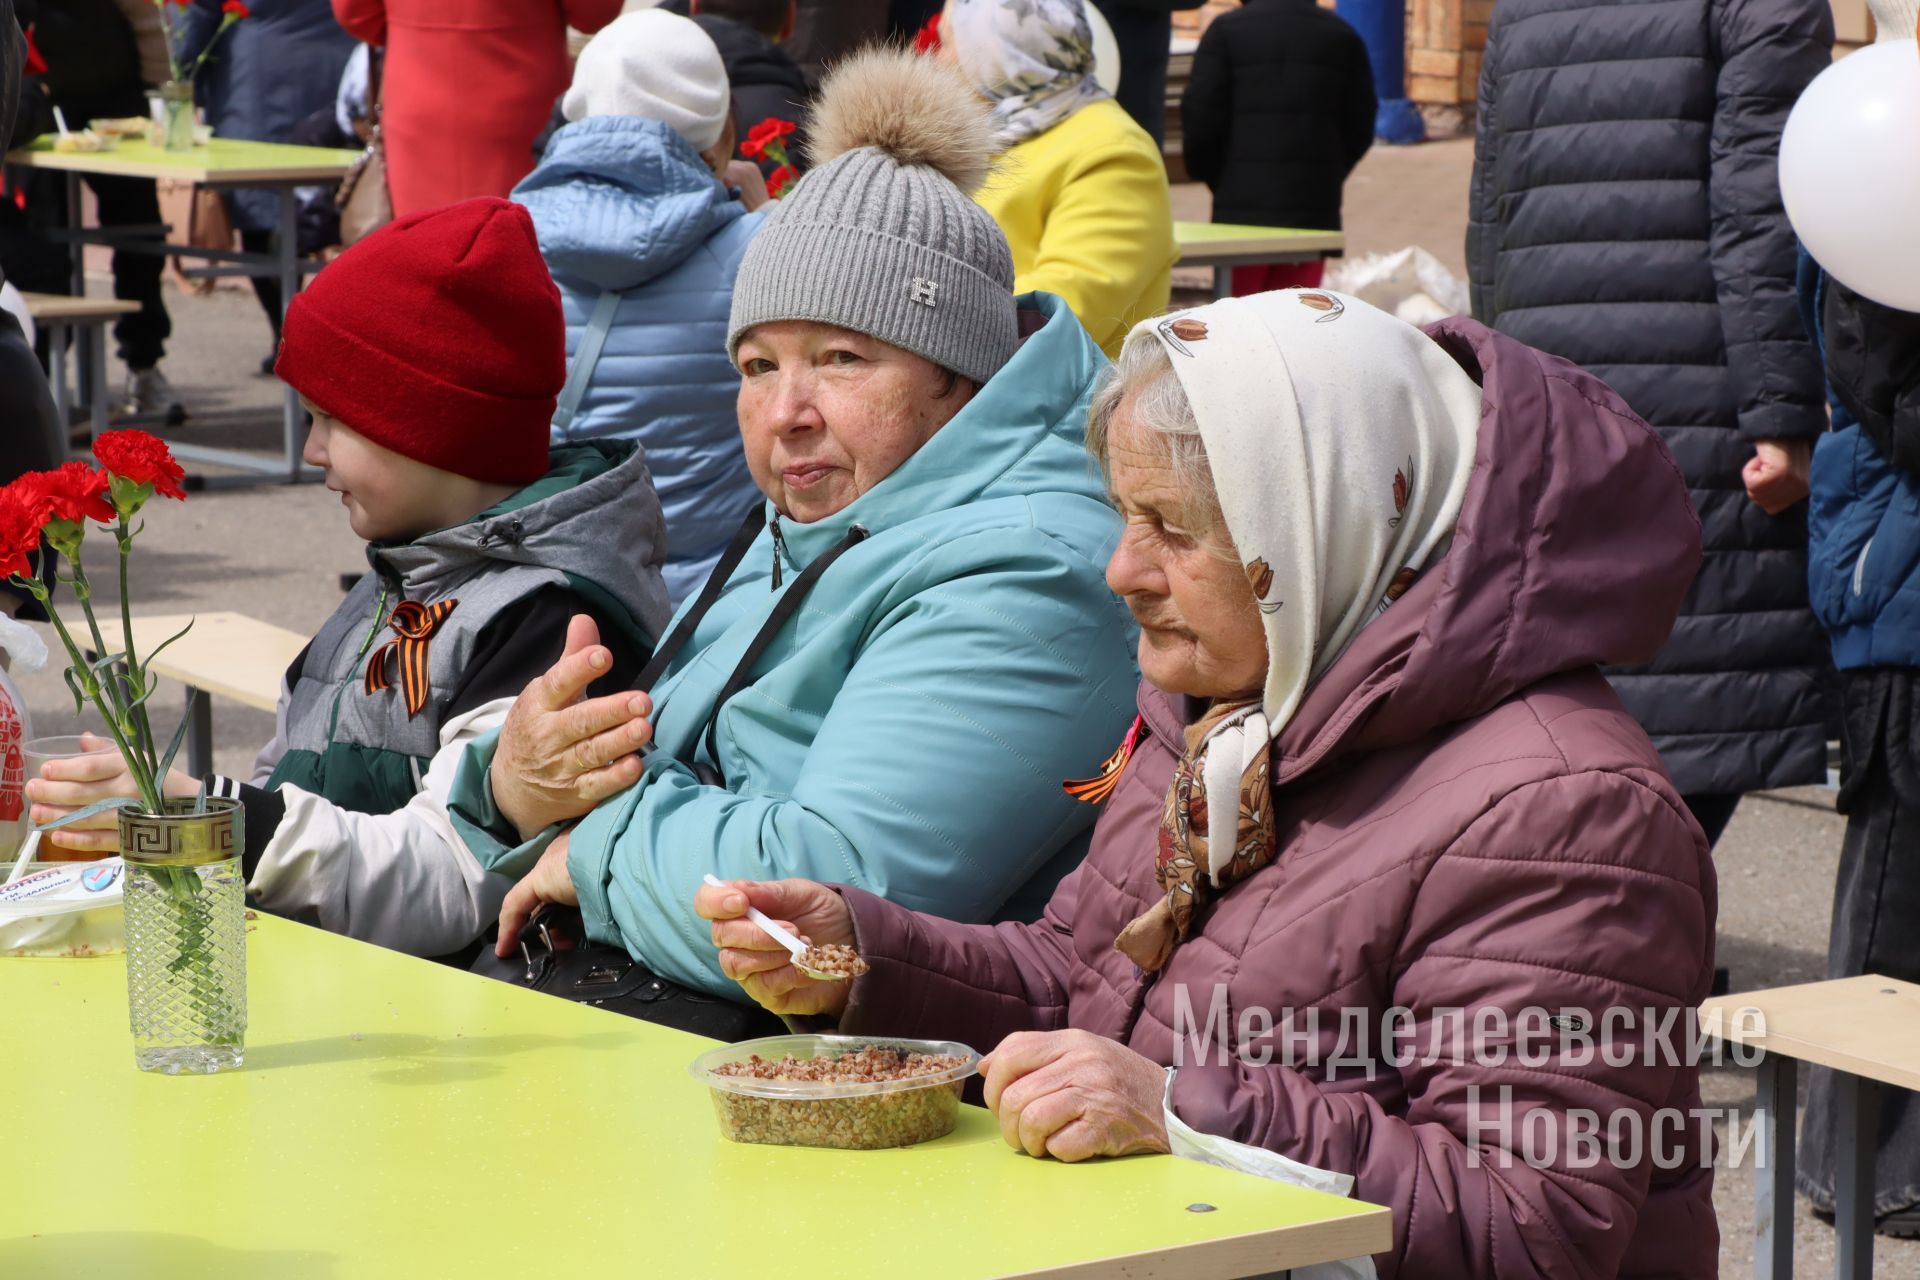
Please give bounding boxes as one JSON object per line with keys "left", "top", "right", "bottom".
{"left": 84, "top": 174, "right": 171, "bottom": 370}
{"left": 1800, "top": 668, "right": 1920, "bottom": 1213}
{"left": 1090, "top": 2, "right": 1171, "bottom": 147}
{"left": 240, "top": 228, "right": 282, "bottom": 339}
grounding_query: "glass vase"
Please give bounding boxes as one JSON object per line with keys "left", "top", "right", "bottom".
{"left": 159, "top": 81, "right": 196, "bottom": 152}
{"left": 120, "top": 798, "right": 246, "bottom": 1074}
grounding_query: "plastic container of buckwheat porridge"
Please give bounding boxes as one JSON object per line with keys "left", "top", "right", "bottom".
{"left": 691, "top": 1034, "right": 980, "bottom": 1150}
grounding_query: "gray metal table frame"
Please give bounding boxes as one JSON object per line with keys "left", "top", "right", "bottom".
{"left": 40, "top": 306, "right": 117, "bottom": 444}
{"left": 1751, "top": 1051, "right": 1888, "bottom": 1280}
{"left": 1175, "top": 247, "right": 1340, "bottom": 301}
{"left": 45, "top": 169, "right": 322, "bottom": 482}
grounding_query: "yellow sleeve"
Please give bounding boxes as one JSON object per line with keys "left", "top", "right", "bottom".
{"left": 1014, "top": 140, "right": 1175, "bottom": 354}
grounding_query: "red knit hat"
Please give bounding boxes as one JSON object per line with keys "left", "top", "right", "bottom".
{"left": 275, "top": 198, "right": 563, "bottom": 486}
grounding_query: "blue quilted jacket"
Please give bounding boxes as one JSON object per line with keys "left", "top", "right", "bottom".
{"left": 515, "top": 116, "right": 765, "bottom": 604}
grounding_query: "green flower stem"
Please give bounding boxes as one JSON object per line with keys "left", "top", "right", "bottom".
{"left": 114, "top": 521, "right": 160, "bottom": 766}
{"left": 65, "top": 543, "right": 145, "bottom": 753}
{"left": 152, "top": 1, "right": 185, "bottom": 85}
{"left": 20, "top": 572, "right": 162, "bottom": 813}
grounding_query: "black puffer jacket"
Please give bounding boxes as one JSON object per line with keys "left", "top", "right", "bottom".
{"left": 1468, "top": 0, "right": 1834, "bottom": 796}
{"left": 1180, "top": 0, "right": 1374, "bottom": 230}
{"left": 1, "top": 0, "right": 65, "bottom": 491}
{"left": 692, "top": 14, "right": 810, "bottom": 174}
{"left": 19, "top": 0, "right": 144, "bottom": 120}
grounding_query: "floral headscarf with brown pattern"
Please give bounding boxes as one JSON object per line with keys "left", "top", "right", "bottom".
{"left": 1115, "top": 291, "right": 1483, "bottom": 971}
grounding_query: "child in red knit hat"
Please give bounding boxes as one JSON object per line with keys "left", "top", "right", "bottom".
{"left": 29, "top": 198, "right": 672, "bottom": 960}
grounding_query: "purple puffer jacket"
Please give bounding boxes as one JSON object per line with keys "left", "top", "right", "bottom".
{"left": 830, "top": 318, "right": 1719, "bottom": 1279}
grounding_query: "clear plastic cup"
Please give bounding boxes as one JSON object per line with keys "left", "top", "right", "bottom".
{"left": 23, "top": 735, "right": 122, "bottom": 862}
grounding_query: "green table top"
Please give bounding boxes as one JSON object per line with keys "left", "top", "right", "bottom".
{"left": 1172, "top": 221, "right": 1344, "bottom": 267}
{"left": 5, "top": 136, "right": 359, "bottom": 184}
{"left": 0, "top": 915, "right": 1388, "bottom": 1279}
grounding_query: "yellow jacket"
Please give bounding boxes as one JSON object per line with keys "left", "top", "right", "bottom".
{"left": 975, "top": 98, "right": 1176, "bottom": 356}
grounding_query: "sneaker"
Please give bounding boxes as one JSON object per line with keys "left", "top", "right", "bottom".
{"left": 1880, "top": 1205, "right": 1920, "bottom": 1239}
{"left": 122, "top": 366, "right": 187, "bottom": 426}
{"left": 1808, "top": 1201, "right": 1920, "bottom": 1239}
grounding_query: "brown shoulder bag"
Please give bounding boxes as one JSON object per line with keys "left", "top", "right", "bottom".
{"left": 336, "top": 47, "right": 393, "bottom": 246}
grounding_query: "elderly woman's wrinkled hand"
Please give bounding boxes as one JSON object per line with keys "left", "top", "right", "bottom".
{"left": 491, "top": 615, "right": 654, "bottom": 838}
{"left": 695, "top": 877, "right": 855, "bottom": 1019}
{"left": 980, "top": 1030, "right": 1170, "bottom": 1162}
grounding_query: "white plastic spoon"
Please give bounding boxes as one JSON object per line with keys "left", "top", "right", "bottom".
{"left": 702, "top": 873, "right": 849, "bottom": 982}
{"left": 6, "top": 828, "right": 41, "bottom": 885}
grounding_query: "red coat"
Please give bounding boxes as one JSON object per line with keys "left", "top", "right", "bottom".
{"left": 333, "top": 0, "right": 620, "bottom": 217}
{"left": 832, "top": 319, "right": 1720, "bottom": 1278}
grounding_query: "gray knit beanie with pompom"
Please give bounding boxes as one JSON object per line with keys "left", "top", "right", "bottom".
{"left": 725, "top": 47, "right": 1018, "bottom": 386}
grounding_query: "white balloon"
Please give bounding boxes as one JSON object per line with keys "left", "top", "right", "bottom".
{"left": 1781, "top": 40, "right": 1920, "bottom": 312}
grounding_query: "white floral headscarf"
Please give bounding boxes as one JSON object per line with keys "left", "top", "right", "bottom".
{"left": 944, "top": 0, "right": 1111, "bottom": 148}
{"left": 1115, "top": 290, "right": 1484, "bottom": 972}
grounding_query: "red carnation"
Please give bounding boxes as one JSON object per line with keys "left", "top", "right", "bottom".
{"left": 94, "top": 430, "right": 187, "bottom": 503}
{"left": 766, "top": 163, "right": 799, "bottom": 200}
{"left": 32, "top": 462, "right": 117, "bottom": 526}
{"left": 913, "top": 13, "right": 942, "bottom": 54}
{"left": 0, "top": 478, "right": 52, "bottom": 581}
{"left": 221, "top": 0, "right": 249, "bottom": 17}
{"left": 741, "top": 117, "right": 796, "bottom": 161}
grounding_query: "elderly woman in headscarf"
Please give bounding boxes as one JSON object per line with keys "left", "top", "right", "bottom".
{"left": 937, "top": 0, "right": 1175, "bottom": 355}
{"left": 699, "top": 291, "right": 1722, "bottom": 1278}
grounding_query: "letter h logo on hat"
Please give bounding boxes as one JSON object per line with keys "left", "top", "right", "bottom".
{"left": 909, "top": 276, "right": 939, "bottom": 308}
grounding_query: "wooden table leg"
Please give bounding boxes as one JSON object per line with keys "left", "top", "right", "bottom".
{"left": 1834, "top": 1072, "right": 1878, "bottom": 1280}
{"left": 1756, "top": 1051, "right": 1797, "bottom": 1280}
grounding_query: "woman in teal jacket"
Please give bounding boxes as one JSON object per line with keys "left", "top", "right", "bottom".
{"left": 452, "top": 48, "right": 1139, "bottom": 997}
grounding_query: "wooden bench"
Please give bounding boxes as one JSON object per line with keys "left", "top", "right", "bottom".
{"left": 1173, "top": 223, "right": 1347, "bottom": 300}
{"left": 1701, "top": 976, "right": 1920, "bottom": 1279}
{"left": 22, "top": 292, "right": 141, "bottom": 448}
{"left": 58, "top": 611, "right": 307, "bottom": 778}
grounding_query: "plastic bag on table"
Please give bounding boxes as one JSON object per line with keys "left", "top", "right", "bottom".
{"left": 1162, "top": 1068, "right": 1379, "bottom": 1280}
{"left": 0, "top": 858, "right": 125, "bottom": 957}
{"left": 1324, "top": 247, "right": 1470, "bottom": 328}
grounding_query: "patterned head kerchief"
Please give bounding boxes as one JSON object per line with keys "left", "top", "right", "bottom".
{"left": 944, "top": 0, "right": 1111, "bottom": 147}
{"left": 1114, "top": 290, "right": 1483, "bottom": 970}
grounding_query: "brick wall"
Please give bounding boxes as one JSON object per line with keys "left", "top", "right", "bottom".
{"left": 1171, "top": 0, "right": 1488, "bottom": 105}
{"left": 1170, "top": 2, "right": 1245, "bottom": 32}
{"left": 1408, "top": 0, "right": 1494, "bottom": 105}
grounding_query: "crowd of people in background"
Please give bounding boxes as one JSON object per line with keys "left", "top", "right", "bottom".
{"left": 7, "top": 0, "right": 1920, "bottom": 1268}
